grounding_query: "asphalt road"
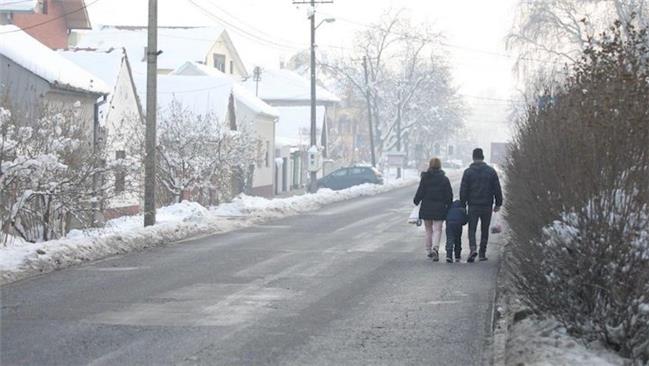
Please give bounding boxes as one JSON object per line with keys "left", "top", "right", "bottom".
{"left": 1, "top": 179, "right": 502, "bottom": 366}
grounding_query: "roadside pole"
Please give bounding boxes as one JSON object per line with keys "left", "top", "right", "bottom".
{"left": 144, "top": 0, "right": 158, "bottom": 227}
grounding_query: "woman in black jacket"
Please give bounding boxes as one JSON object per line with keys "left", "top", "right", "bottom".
{"left": 413, "top": 157, "right": 453, "bottom": 261}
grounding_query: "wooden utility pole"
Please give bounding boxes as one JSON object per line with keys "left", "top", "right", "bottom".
{"left": 363, "top": 56, "right": 377, "bottom": 167}
{"left": 143, "top": 0, "right": 158, "bottom": 227}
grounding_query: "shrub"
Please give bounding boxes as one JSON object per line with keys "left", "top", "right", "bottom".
{"left": 506, "top": 20, "right": 649, "bottom": 362}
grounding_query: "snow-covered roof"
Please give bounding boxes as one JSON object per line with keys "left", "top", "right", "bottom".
{"left": 275, "top": 105, "right": 325, "bottom": 147}
{"left": 134, "top": 73, "right": 278, "bottom": 122}
{"left": 0, "top": 25, "right": 109, "bottom": 94}
{"left": 58, "top": 48, "right": 137, "bottom": 124}
{"left": 241, "top": 68, "right": 340, "bottom": 105}
{"left": 75, "top": 26, "right": 227, "bottom": 75}
{"left": 0, "top": 0, "right": 36, "bottom": 12}
{"left": 58, "top": 48, "right": 124, "bottom": 94}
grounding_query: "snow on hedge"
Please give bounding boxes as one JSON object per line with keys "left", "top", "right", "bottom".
{"left": 1, "top": 177, "right": 418, "bottom": 285}
{"left": 508, "top": 317, "right": 627, "bottom": 366}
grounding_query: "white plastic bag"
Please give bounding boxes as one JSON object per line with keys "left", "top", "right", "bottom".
{"left": 491, "top": 212, "right": 503, "bottom": 234}
{"left": 408, "top": 205, "right": 422, "bottom": 226}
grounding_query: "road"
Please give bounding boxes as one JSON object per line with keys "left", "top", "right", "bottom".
{"left": 1, "top": 179, "right": 502, "bottom": 366}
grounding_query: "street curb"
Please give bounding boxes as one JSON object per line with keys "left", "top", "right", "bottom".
{"left": 491, "top": 241, "right": 511, "bottom": 366}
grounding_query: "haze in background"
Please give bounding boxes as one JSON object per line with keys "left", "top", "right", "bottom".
{"left": 88, "top": 0, "right": 518, "bottom": 159}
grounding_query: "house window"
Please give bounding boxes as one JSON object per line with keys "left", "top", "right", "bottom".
{"left": 230, "top": 60, "right": 234, "bottom": 74}
{"left": 41, "top": 0, "right": 48, "bottom": 14}
{"left": 265, "top": 141, "right": 270, "bottom": 167}
{"left": 115, "top": 150, "right": 126, "bottom": 193}
{"left": 213, "top": 53, "right": 226, "bottom": 72}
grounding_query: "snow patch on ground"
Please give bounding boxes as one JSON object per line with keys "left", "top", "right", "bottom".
{"left": 507, "top": 316, "right": 626, "bottom": 366}
{"left": 1, "top": 176, "right": 419, "bottom": 285}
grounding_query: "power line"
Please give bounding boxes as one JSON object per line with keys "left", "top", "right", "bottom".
{"left": 185, "top": 0, "right": 303, "bottom": 51}
{"left": 0, "top": 0, "right": 102, "bottom": 34}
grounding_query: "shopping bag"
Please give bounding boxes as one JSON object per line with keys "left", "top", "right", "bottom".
{"left": 408, "top": 205, "right": 422, "bottom": 226}
{"left": 491, "top": 212, "right": 503, "bottom": 234}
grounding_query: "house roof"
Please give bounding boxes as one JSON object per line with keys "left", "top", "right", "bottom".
{"left": 169, "top": 61, "right": 278, "bottom": 118}
{"left": 134, "top": 73, "right": 278, "bottom": 122}
{"left": 0, "top": 0, "right": 37, "bottom": 12}
{"left": 240, "top": 68, "right": 340, "bottom": 106}
{"left": 0, "top": 0, "right": 91, "bottom": 29}
{"left": 76, "top": 26, "right": 243, "bottom": 75}
{"left": 0, "top": 25, "right": 109, "bottom": 94}
{"left": 58, "top": 47, "right": 142, "bottom": 124}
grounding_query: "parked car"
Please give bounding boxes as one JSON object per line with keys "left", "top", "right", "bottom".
{"left": 317, "top": 166, "right": 384, "bottom": 190}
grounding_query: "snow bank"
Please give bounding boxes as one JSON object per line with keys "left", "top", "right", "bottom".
{"left": 1, "top": 177, "right": 418, "bottom": 285}
{"left": 507, "top": 317, "right": 627, "bottom": 366}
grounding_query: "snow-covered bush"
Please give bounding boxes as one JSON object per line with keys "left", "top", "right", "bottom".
{"left": 506, "top": 20, "right": 649, "bottom": 362}
{"left": 156, "top": 99, "right": 258, "bottom": 207}
{"left": 1, "top": 106, "right": 129, "bottom": 242}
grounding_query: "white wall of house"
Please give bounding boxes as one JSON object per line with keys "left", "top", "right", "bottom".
{"left": 103, "top": 58, "right": 143, "bottom": 153}
{"left": 237, "top": 103, "right": 276, "bottom": 198}
{"left": 205, "top": 35, "right": 247, "bottom": 78}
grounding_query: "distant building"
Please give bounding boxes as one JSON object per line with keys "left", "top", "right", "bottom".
{"left": 0, "top": 0, "right": 91, "bottom": 49}
{"left": 73, "top": 26, "right": 248, "bottom": 77}
{"left": 240, "top": 68, "right": 340, "bottom": 194}
{"left": 0, "top": 25, "right": 108, "bottom": 140}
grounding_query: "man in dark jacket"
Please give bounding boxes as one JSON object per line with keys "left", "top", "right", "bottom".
{"left": 460, "top": 148, "right": 503, "bottom": 262}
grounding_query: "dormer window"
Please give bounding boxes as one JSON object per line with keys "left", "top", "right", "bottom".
{"left": 213, "top": 54, "right": 225, "bottom": 72}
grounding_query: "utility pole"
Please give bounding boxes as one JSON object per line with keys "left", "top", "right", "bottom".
{"left": 253, "top": 66, "right": 262, "bottom": 97}
{"left": 144, "top": 0, "right": 158, "bottom": 227}
{"left": 363, "top": 56, "right": 377, "bottom": 167}
{"left": 294, "top": 0, "right": 333, "bottom": 193}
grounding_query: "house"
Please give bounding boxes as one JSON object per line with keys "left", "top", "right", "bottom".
{"left": 73, "top": 26, "right": 248, "bottom": 77}
{"left": 137, "top": 66, "right": 278, "bottom": 198}
{"left": 240, "top": 68, "right": 340, "bottom": 194}
{"left": 0, "top": 0, "right": 91, "bottom": 49}
{"left": 58, "top": 47, "right": 145, "bottom": 218}
{"left": 0, "top": 25, "right": 109, "bottom": 143}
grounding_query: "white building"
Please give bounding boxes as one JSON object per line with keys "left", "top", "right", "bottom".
{"left": 73, "top": 26, "right": 248, "bottom": 77}
{"left": 241, "top": 68, "right": 340, "bottom": 194}
{"left": 140, "top": 65, "right": 279, "bottom": 198}
{"left": 59, "top": 47, "right": 144, "bottom": 217}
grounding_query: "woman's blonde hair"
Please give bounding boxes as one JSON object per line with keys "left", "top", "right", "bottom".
{"left": 429, "top": 157, "right": 442, "bottom": 170}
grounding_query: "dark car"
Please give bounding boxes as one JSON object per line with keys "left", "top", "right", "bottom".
{"left": 317, "top": 166, "right": 384, "bottom": 190}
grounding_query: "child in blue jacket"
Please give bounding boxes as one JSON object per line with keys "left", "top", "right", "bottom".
{"left": 445, "top": 200, "right": 468, "bottom": 263}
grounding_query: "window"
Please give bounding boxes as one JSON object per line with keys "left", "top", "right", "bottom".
{"left": 230, "top": 60, "right": 234, "bottom": 74}
{"left": 332, "top": 169, "right": 348, "bottom": 177}
{"left": 213, "top": 53, "right": 226, "bottom": 72}
{"left": 41, "top": 0, "right": 48, "bottom": 14}
{"left": 115, "top": 151, "right": 126, "bottom": 193}
{"left": 351, "top": 168, "right": 365, "bottom": 175}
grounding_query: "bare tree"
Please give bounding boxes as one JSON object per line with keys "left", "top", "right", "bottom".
{"left": 507, "top": 0, "right": 648, "bottom": 78}
{"left": 323, "top": 10, "right": 465, "bottom": 164}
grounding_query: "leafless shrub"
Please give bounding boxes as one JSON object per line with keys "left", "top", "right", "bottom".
{"left": 505, "top": 19, "right": 649, "bottom": 362}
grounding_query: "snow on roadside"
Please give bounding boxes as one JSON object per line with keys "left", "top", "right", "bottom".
{"left": 1, "top": 176, "right": 420, "bottom": 285}
{"left": 507, "top": 316, "right": 626, "bottom": 366}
